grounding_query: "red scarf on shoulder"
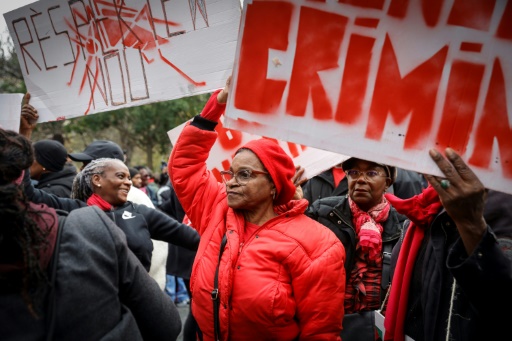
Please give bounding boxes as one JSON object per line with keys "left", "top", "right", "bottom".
{"left": 383, "top": 185, "right": 442, "bottom": 341}
{"left": 86, "top": 193, "right": 113, "bottom": 211}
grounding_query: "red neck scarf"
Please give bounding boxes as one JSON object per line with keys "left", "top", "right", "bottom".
{"left": 86, "top": 193, "right": 113, "bottom": 211}
{"left": 383, "top": 185, "right": 442, "bottom": 341}
{"left": 349, "top": 196, "right": 390, "bottom": 262}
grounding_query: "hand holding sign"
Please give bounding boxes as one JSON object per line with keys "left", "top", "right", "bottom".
{"left": 217, "top": 75, "right": 232, "bottom": 104}
{"left": 20, "top": 93, "right": 39, "bottom": 139}
{"left": 425, "top": 148, "right": 487, "bottom": 255}
{"left": 292, "top": 165, "right": 307, "bottom": 200}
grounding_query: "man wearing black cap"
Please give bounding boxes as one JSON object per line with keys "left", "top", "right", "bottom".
{"left": 68, "top": 140, "right": 125, "bottom": 169}
{"left": 30, "top": 139, "right": 77, "bottom": 198}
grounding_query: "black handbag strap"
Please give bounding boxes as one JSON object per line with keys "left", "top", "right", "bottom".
{"left": 212, "top": 234, "right": 228, "bottom": 341}
{"left": 46, "top": 212, "right": 66, "bottom": 341}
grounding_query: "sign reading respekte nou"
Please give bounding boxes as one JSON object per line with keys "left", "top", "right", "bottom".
{"left": 225, "top": 0, "right": 512, "bottom": 194}
{"left": 4, "top": 0, "right": 240, "bottom": 122}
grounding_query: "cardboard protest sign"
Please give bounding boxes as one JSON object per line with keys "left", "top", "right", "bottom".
{"left": 167, "top": 114, "right": 349, "bottom": 183}
{"left": 4, "top": 0, "right": 241, "bottom": 122}
{"left": 225, "top": 0, "right": 512, "bottom": 194}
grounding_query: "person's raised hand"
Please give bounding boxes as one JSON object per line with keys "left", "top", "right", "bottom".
{"left": 292, "top": 165, "right": 307, "bottom": 200}
{"left": 20, "top": 93, "right": 39, "bottom": 139}
{"left": 424, "top": 148, "right": 487, "bottom": 255}
{"left": 200, "top": 76, "right": 231, "bottom": 122}
{"left": 216, "top": 75, "right": 231, "bottom": 104}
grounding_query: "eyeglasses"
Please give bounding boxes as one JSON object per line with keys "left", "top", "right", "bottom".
{"left": 345, "top": 169, "right": 388, "bottom": 182}
{"left": 220, "top": 169, "right": 268, "bottom": 185}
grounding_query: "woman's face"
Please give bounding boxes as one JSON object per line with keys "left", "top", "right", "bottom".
{"left": 224, "top": 150, "right": 275, "bottom": 211}
{"left": 346, "top": 159, "right": 391, "bottom": 211}
{"left": 131, "top": 173, "right": 142, "bottom": 188}
{"left": 93, "top": 160, "right": 132, "bottom": 207}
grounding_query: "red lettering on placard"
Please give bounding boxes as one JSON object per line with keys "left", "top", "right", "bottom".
{"left": 436, "top": 61, "right": 485, "bottom": 154}
{"left": 335, "top": 34, "right": 374, "bottom": 124}
{"left": 287, "top": 7, "right": 347, "bottom": 119}
{"left": 366, "top": 35, "right": 448, "bottom": 149}
{"left": 221, "top": 159, "right": 231, "bottom": 171}
{"left": 460, "top": 42, "right": 483, "bottom": 52}
{"left": 286, "top": 143, "right": 301, "bottom": 158}
{"left": 216, "top": 120, "right": 243, "bottom": 150}
{"left": 469, "top": 59, "right": 512, "bottom": 178}
{"left": 447, "top": 0, "right": 496, "bottom": 31}
{"left": 420, "top": 0, "right": 444, "bottom": 27}
{"left": 212, "top": 159, "right": 233, "bottom": 183}
{"left": 354, "top": 17, "right": 380, "bottom": 28}
{"left": 234, "top": 1, "right": 291, "bottom": 113}
{"left": 496, "top": 0, "right": 512, "bottom": 41}
{"left": 211, "top": 168, "right": 222, "bottom": 183}
{"left": 387, "top": 0, "right": 409, "bottom": 19}
{"left": 388, "top": 0, "right": 444, "bottom": 27}
{"left": 338, "top": 0, "right": 384, "bottom": 10}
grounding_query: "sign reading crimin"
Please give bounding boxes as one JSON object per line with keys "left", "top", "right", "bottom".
{"left": 225, "top": 0, "right": 512, "bottom": 194}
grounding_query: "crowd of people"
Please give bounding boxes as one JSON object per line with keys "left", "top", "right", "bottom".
{"left": 1, "top": 78, "right": 511, "bottom": 341}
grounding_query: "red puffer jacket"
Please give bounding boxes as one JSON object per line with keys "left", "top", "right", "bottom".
{"left": 170, "top": 121, "right": 346, "bottom": 341}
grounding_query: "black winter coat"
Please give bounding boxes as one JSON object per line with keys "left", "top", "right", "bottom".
{"left": 390, "top": 190, "right": 512, "bottom": 341}
{"left": 35, "top": 166, "right": 77, "bottom": 198}
{"left": 158, "top": 184, "right": 196, "bottom": 279}
{"left": 306, "top": 195, "right": 403, "bottom": 289}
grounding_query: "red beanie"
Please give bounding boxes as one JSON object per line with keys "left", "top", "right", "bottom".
{"left": 238, "top": 139, "right": 296, "bottom": 205}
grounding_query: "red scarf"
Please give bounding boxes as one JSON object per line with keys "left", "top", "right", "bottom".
{"left": 86, "top": 193, "right": 113, "bottom": 211}
{"left": 349, "top": 197, "right": 390, "bottom": 262}
{"left": 383, "top": 185, "right": 442, "bottom": 341}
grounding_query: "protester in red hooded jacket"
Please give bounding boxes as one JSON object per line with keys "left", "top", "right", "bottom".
{"left": 169, "top": 77, "right": 346, "bottom": 341}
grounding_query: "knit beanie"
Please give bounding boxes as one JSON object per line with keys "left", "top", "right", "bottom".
{"left": 33, "top": 140, "right": 68, "bottom": 172}
{"left": 238, "top": 139, "right": 296, "bottom": 205}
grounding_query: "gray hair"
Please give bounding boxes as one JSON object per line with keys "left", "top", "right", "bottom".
{"left": 71, "top": 158, "right": 119, "bottom": 201}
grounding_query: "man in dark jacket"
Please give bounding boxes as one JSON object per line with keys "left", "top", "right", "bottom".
{"left": 30, "top": 139, "right": 77, "bottom": 198}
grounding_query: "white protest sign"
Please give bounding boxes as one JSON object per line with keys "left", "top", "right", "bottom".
{"left": 167, "top": 114, "right": 349, "bottom": 183}
{"left": 0, "top": 93, "right": 54, "bottom": 132}
{"left": 225, "top": 0, "right": 512, "bottom": 194}
{"left": 0, "top": 94, "right": 23, "bottom": 132}
{"left": 4, "top": 0, "right": 241, "bottom": 122}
